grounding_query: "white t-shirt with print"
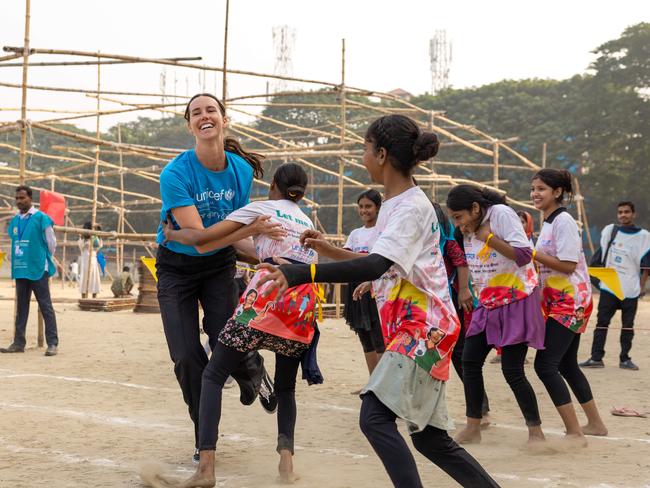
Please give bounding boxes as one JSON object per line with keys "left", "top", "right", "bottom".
{"left": 344, "top": 226, "right": 376, "bottom": 254}
{"left": 464, "top": 204, "right": 538, "bottom": 309}
{"left": 226, "top": 199, "right": 317, "bottom": 264}
{"left": 369, "top": 186, "right": 459, "bottom": 382}
{"left": 600, "top": 224, "right": 650, "bottom": 298}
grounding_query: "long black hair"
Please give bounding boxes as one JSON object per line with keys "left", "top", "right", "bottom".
{"left": 365, "top": 115, "right": 439, "bottom": 176}
{"left": 446, "top": 184, "right": 506, "bottom": 213}
{"left": 184, "top": 93, "right": 264, "bottom": 179}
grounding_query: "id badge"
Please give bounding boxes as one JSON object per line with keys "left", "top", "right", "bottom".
{"left": 15, "top": 244, "right": 23, "bottom": 257}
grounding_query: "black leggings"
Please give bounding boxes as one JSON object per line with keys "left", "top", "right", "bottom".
{"left": 451, "top": 306, "right": 489, "bottom": 416}
{"left": 157, "top": 245, "right": 267, "bottom": 448}
{"left": 199, "top": 341, "right": 300, "bottom": 453}
{"left": 463, "top": 331, "right": 541, "bottom": 426}
{"left": 534, "top": 318, "right": 594, "bottom": 407}
{"left": 359, "top": 392, "right": 500, "bottom": 488}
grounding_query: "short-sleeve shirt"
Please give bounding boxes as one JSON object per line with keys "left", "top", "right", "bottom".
{"left": 535, "top": 208, "right": 592, "bottom": 333}
{"left": 600, "top": 223, "right": 650, "bottom": 299}
{"left": 226, "top": 199, "right": 317, "bottom": 264}
{"left": 344, "top": 226, "right": 376, "bottom": 254}
{"left": 156, "top": 149, "right": 253, "bottom": 256}
{"left": 464, "top": 204, "right": 538, "bottom": 309}
{"left": 369, "top": 186, "right": 459, "bottom": 382}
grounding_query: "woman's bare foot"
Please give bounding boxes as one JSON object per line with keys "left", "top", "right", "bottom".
{"left": 480, "top": 413, "right": 492, "bottom": 430}
{"left": 581, "top": 423, "right": 608, "bottom": 436}
{"left": 278, "top": 449, "right": 300, "bottom": 484}
{"left": 563, "top": 433, "right": 588, "bottom": 448}
{"left": 455, "top": 418, "right": 482, "bottom": 444}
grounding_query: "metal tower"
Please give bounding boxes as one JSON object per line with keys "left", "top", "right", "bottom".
{"left": 272, "top": 25, "right": 295, "bottom": 93}
{"left": 429, "top": 30, "right": 452, "bottom": 94}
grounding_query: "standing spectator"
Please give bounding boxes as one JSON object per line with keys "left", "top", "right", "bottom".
{"left": 581, "top": 201, "right": 650, "bottom": 370}
{"left": 78, "top": 222, "right": 103, "bottom": 298}
{"left": 69, "top": 259, "right": 79, "bottom": 283}
{"left": 1, "top": 186, "right": 59, "bottom": 356}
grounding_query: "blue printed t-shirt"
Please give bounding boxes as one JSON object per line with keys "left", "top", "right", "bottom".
{"left": 156, "top": 149, "right": 253, "bottom": 256}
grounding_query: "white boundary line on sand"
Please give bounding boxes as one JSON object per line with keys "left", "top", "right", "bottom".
{"left": 2, "top": 368, "right": 649, "bottom": 446}
{"left": 1, "top": 402, "right": 649, "bottom": 488}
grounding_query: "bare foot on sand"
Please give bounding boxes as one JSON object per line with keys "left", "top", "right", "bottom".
{"left": 455, "top": 426, "right": 482, "bottom": 444}
{"left": 278, "top": 450, "right": 300, "bottom": 484}
{"left": 525, "top": 435, "right": 558, "bottom": 455}
{"left": 582, "top": 423, "right": 608, "bottom": 436}
{"left": 563, "top": 433, "right": 588, "bottom": 448}
{"left": 480, "top": 414, "right": 492, "bottom": 430}
{"left": 177, "top": 471, "right": 216, "bottom": 488}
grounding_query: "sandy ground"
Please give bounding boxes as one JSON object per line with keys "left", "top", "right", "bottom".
{"left": 0, "top": 278, "right": 648, "bottom": 488}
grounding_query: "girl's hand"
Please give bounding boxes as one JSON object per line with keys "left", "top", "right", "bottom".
{"left": 161, "top": 220, "right": 175, "bottom": 244}
{"left": 253, "top": 216, "right": 286, "bottom": 241}
{"left": 458, "top": 287, "right": 474, "bottom": 313}
{"left": 352, "top": 281, "right": 372, "bottom": 300}
{"left": 299, "top": 229, "right": 323, "bottom": 246}
{"left": 257, "top": 263, "right": 289, "bottom": 297}
{"left": 475, "top": 222, "right": 492, "bottom": 242}
{"left": 303, "top": 237, "right": 333, "bottom": 254}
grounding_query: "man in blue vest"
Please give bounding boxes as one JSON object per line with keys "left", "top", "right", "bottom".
{"left": 1, "top": 185, "right": 59, "bottom": 356}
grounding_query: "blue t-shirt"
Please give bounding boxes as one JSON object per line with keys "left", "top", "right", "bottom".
{"left": 156, "top": 149, "right": 253, "bottom": 256}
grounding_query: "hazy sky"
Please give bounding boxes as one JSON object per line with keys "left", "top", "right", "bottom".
{"left": 1, "top": 0, "right": 649, "bottom": 130}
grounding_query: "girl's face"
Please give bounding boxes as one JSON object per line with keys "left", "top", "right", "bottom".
{"left": 362, "top": 140, "right": 387, "bottom": 184}
{"left": 187, "top": 96, "right": 227, "bottom": 142}
{"left": 530, "top": 178, "right": 561, "bottom": 211}
{"left": 448, "top": 203, "right": 481, "bottom": 234}
{"left": 244, "top": 291, "right": 257, "bottom": 308}
{"left": 519, "top": 214, "right": 527, "bottom": 228}
{"left": 357, "top": 197, "right": 379, "bottom": 225}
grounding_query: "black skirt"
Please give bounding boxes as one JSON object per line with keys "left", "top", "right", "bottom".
{"left": 344, "top": 282, "right": 381, "bottom": 332}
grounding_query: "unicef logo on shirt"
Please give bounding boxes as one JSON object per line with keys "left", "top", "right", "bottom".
{"left": 195, "top": 188, "right": 236, "bottom": 203}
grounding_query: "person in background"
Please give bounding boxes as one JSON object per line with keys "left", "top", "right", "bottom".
{"left": 343, "top": 189, "right": 385, "bottom": 383}
{"left": 78, "top": 222, "right": 103, "bottom": 298}
{"left": 1, "top": 185, "right": 59, "bottom": 356}
{"left": 580, "top": 201, "right": 650, "bottom": 371}
{"left": 111, "top": 266, "right": 135, "bottom": 297}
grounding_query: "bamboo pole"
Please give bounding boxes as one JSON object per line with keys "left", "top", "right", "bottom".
{"left": 334, "top": 39, "right": 347, "bottom": 319}
{"left": 429, "top": 111, "right": 437, "bottom": 201}
{"left": 82, "top": 52, "right": 101, "bottom": 298}
{"left": 0, "top": 56, "right": 202, "bottom": 68}
{"left": 222, "top": 0, "right": 229, "bottom": 104}
{"left": 117, "top": 124, "right": 125, "bottom": 272}
{"left": 492, "top": 140, "right": 500, "bottom": 189}
{"left": 18, "top": 0, "right": 31, "bottom": 185}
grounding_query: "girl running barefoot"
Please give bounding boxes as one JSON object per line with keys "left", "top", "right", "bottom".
{"left": 344, "top": 190, "right": 385, "bottom": 380}
{"left": 163, "top": 163, "right": 318, "bottom": 487}
{"left": 259, "top": 115, "right": 500, "bottom": 488}
{"left": 446, "top": 185, "right": 546, "bottom": 446}
{"left": 531, "top": 169, "right": 608, "bottom": 442}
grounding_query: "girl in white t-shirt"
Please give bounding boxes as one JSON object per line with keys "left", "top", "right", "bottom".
{"left": 446, "top": 185, "right": 546, "bottom": 446}
{"left": 260, "top": 115, "right": 499, "bottom": 487}
{"left": 344, "top": 189, "right": 385, "bottom": 379}
{"left": 531, "top": 168, "right": 608, "bottom": 443}
{"left": 164, "top": 162, "right": 318, "bottom": 486}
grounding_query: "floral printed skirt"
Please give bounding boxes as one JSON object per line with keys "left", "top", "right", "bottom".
{"left": 218, "top": 318, "right": 309, "bottom": 358}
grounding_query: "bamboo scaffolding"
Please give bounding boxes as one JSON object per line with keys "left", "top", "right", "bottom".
{"left": 17, "top": 0, "right": 31, "bottom": 185}
{"left": 0, "top": 56, "right": 202, "bottom": 68}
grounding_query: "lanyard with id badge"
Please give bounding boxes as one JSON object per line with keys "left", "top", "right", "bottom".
{"left": 14, "top": 214, "right": 31, "bottom": 258}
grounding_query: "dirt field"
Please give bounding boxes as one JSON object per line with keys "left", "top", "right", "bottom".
{"left": 0, "top": 278, "right": 648, "bottom": 488}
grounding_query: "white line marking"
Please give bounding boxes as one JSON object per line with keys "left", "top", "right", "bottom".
{"left": 3, "top": 368, "right": 649, "bottom": 446}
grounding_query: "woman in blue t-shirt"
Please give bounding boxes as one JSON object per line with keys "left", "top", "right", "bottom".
{"left": 156, "top": 93, "right": 283, "bottom": 463}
